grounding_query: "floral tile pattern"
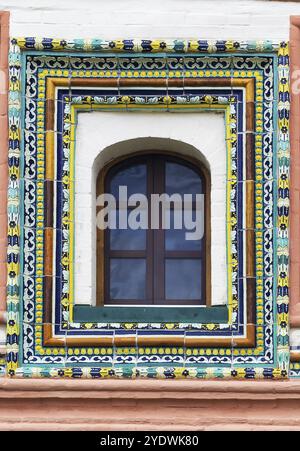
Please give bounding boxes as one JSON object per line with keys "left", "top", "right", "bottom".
{"left": 4, "top": 38, "right": 289, "bottom": 379}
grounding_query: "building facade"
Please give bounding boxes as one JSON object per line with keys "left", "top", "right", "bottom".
{"left": 1, "top": 0, "right": 300, "bottom": 430}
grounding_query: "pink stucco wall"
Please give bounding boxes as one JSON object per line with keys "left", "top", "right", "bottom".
{"left": 1, "top": 379, "right": 300, "bottom": 431}
{"left": 289, "top": 16, "right": 300, "bottom": 327}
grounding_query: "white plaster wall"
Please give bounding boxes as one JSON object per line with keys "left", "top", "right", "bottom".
{"left": 75, "top": 110, "right": 227, "bottom": 306}
{"left": 1, "top": 0, "right": 300, "bottom": 41}
{"left": 290, "top": 328, "right": 300, "bottom": 347}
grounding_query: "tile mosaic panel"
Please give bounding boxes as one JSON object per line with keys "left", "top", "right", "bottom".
{"left": 5, "top": 38, "right": 289, "bottom": 379}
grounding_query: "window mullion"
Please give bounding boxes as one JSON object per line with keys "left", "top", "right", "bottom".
{"left": 146, "top": 157, "right": 154, "bottom": 305}
{"left": 153, "top": 156, "right": 165, "bottom": 304}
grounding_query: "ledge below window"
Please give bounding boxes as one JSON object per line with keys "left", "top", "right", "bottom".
{"left": 45, "top": 305, "right": 256, "bottom": 347}
{"left": 73, "top": 305, "right": 228, "bottom": 323}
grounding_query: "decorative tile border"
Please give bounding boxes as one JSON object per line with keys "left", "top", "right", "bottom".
{"left": 24, "top": 59, "right": 265, "bottom": 364}
{"left": 0, "top": 11, "right": 9, "bottom": 376}
{"left": 287, "top": 16, "right": 300, "bottom": 375}
{"left": 25, "top": 81, "right": 254, "bottom": 363}
{"left": 13, "top": 37, "right": 280, "bottom": 54}
{"left": 59, "top": 90, "right": 243, "bottom": 335}
{"left": 49, "top": 92, "right": 254, "bottom": 354}
{"left": 5, "top": 39, "right": 289, "bottom": 379}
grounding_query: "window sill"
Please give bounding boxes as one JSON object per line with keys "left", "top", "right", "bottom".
{"left": 73, "top": 304, "right": 228, "bottom": 324}
{"left": 45, "top": 306, "right": 256, "bottom": 347}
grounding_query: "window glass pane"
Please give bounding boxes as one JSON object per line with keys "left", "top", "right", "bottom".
{"left": 165, "top": 259, "right": 202, "bottom": 300}
{"left": 110, "top": 211, "right": 146, "bottom": 250}
{"left": 165, "top": 209, "right": 203, "bottom": 251}
{"left": 110, "top": 163, "right": 147, "bottom": 198}
{"left": 110, "top": 258, "right": 146, "bottom": 300}
{"left": 166, "top": 162, "right": 202, "bottom": 196}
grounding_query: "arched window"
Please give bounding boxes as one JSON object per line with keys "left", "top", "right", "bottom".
{"left": 96, "top": 152, "right": 210, "bottom": 306}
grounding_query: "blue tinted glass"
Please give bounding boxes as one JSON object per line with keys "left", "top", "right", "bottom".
{"left": 110, "top": 259, "right": 146, "bottom": 300}
{"left": 110, "top": 164, "right": 147, "bottom": 198}
{"left": 110, "top": 211, "right": 146, "bottom": 250}
{"left": 165, "top": 259, "right": 202, "bottom": 300}
{"left": 166, "top": 162, "right": 202, "bottom": 195}
{"left": 165, "top": 209, "right": 203, "bottom": 251}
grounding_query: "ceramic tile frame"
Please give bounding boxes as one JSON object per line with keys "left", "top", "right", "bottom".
{"left": 22, "top": 63, "right": 269, "bottom": 366}
{"left": 0, "top": 11, "right": 9, "bottom": 376}
{"left": 25, "top": 83, "right": 255, "bottom": 361}
{"left": 50, "top": 82, "right": 249, "bottom": 335}
{"left": 288, "top": 16, "right": 300, "bottom": 375}
{"left": 5, "top": 38, "right": 289, "bottom": 379}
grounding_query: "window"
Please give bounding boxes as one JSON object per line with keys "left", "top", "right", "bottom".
{"left": 96, "top": 152, "right": 211, "bottom": 307}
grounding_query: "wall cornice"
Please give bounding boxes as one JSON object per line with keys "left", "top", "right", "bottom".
{"left": 1, "top": 379, "right": 300, "bottom": 430}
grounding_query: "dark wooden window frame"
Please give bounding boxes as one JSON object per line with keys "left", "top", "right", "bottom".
{"left": 97, "top": 151, "right": 211, "bottom": 307}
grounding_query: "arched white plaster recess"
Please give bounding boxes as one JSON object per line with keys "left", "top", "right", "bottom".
{"left": 74, "top": 111, "right": 227, "bottom": 306}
